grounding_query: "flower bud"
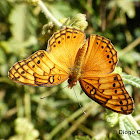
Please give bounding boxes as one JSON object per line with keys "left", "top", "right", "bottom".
{"left": 70, "top": 13, "right": 88, "bottom": 31}
{"left": 39, "top": 22, "right": 56, "bottom": 43}
{"left": 27, "top": 0, "right": 40, "bottom": 6}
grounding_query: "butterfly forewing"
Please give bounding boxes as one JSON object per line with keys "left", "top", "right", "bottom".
{"left": 47, "top": 27, "right": 85, "bottom": 69}
{"left": 82, "top": 35, "right": 118, "bottom": 76}
{"left": 8, "top": 50, "right": 69, "bottom": 86}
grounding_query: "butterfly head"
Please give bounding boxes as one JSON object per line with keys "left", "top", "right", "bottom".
{"left": 68, "top": 76, "right": 77, "bottom": 89}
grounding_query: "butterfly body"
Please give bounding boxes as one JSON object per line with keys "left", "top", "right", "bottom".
{"left": 68, "top": 40, "right": 88, "bottom": 89}
{"left": 9, "top": 27, "right": 134, "bottom": 114}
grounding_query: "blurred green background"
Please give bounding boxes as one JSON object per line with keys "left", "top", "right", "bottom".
{"left": 0, "top": 0, "right": 140, "bottom": 140}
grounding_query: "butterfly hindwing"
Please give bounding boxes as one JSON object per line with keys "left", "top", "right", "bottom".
{"left": 79, "top": 73, "right": 134, "bottom": 114}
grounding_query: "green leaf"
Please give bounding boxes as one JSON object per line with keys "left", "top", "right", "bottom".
{"left": 104, "top": 110, "right": 119, "bottom": 127}
{"left": 121, "top": 74, "right": 140, "bottom": 88}
{"left": 117, "top": 1, "right": 135, "bottom": 18}
{"left": 119, "top": 115, "right": 140, "bottom": 140}
{"left": 9, "top": 4, "right": 37, "bottom": 41}
{"left": 119, "top": 51, "right": 140, "bottom": 64}
{"left": 46, "top": 1, "right": 79, "bottom": 19}
{"left": 1, "top": 36, "right": 37, "bottom": 54}
{"left": 9, "top": 4, "right": 28, "bottom": 41}
{"left": 113, "top": 67, "right": 122, "bottom": 75}
{"left": 10, "top": 118, "right": 40, "bottom": 140}
{"left": 75, "top": 135, "right": 91, "bottom": 140}
{"left": 0, "top": 47, "right": 6, "bottom": 64}
{"left": 0, "top": 0, "right": 11, "bottom": 16}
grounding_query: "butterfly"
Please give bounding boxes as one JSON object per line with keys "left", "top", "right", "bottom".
{"left": 8, "top": 27, "right": 134, "bottom": 114}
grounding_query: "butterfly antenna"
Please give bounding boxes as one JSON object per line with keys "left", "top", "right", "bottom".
{"left": 40, "top": 84, "right": 69, "bottom": 99}
{"left": 61, "top": 84, "right": 69, "bottom": 90}
{"left": 73, "top": 87, "right": 86, "bottom": 114}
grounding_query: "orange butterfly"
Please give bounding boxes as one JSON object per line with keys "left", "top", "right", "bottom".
{"left": 8, "top": 27, "right": 134, "bottom": 114}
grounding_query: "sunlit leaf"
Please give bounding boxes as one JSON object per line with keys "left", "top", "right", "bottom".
{"left": 9, "top": 4, "right": 37, "bottom": 41}
{"left": 117, "top": 1, "right": 135, "bottom": 18}
{"left": 119, "top": 115, "right": 140, "bottom": 140}
{"left": 0, "top": 47, "right": 6, "bottom": 64}
{"left": 122, "top": 74, "right": 140, "bottom": 88}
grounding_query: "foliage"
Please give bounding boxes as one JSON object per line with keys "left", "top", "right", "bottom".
{"left": 122, "top": 73, "right": 140, "bottom": 88}
{"left": 0, "top": 0, "right": 140, "bottom": 140}
{"left": 119, "top": 115, "right": 140, "bottom": 140}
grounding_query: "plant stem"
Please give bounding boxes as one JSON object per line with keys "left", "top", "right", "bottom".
{"left": 60, "top": 105, "right": 97, "bottom": 140}
{"left": 24, "top": 87, "right": 31, "bottom": 120}
{"left": 47, "top": 102, "right": 97, "bottom": 139}
{"left": 38, "top": 0, "right": 62, "bottom": 28}
{"left": 126, "top": 115, "right": 140, "bottom": 131}
{"left": 118, "top": 37, "right": 140, "bottom": 57}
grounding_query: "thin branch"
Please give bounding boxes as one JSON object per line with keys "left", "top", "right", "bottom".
{"left": 46, "top": 102, "right": 96, "bottom": 140}
{"left": 118, "top": 37, "right": 140, "bottom": 57}
{"left": 76, "top": 123, "right": 95, "bottom": 137}
{"left": 60, "top": 105, "right": 96, "bottom": 140}
{"left": 4, "top": 108, "right": 17, "bottom": 119}
{"left": 24, "top": 88, "right": 31, "bottom": 120}
{"left": 38, "top": 0, "right": 62, "bottom": 28}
